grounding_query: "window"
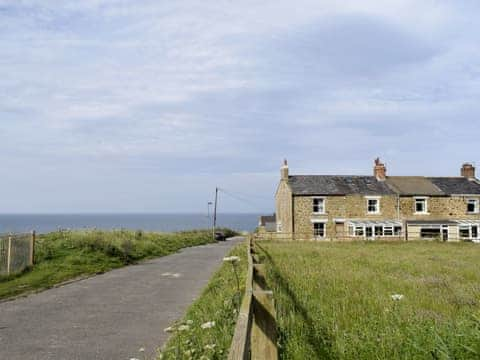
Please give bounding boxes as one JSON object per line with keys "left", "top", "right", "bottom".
{"left": 460, "top": 226, "right": 470, "bottom": 239}
{"left": 472, "top": 226, "right": 478, "bottom": 239}
{"left": 365, "top": 227, "right": 373, "bottom": 237}
{"left": 467, "top": 199, "right": 479, "bottom": 213}
{"left": 276, "top": 221, "right": 282, "bottom": 233}
{"left": 420, "top": 228, "right": 441, "bottom": 239}
{"left": 313, "top": 198, "right": 325, "bottom": 214}
{"left": 366, "top": 198, "right": 380, "bottom": 214}
{"left": 355, "top": 227, "right": 364, "bottom": 236}
{"left": 375, "top": 226, "right": 383, "bottom": 236}
{"left": 394, "top": 226, "right": 402, "bottom": 236}
{"left": 383, "top": 226, "right": 393, "bottom": 236}
{"left": 313, "top": 222, "right": 325, "bottom": 238}
{"left": 415, "top": 198, "right": 428, "bottom": 214}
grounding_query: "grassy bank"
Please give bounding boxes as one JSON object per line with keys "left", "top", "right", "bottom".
{"left": 258, "top": 241, "right": 480, "bottom": 359}
{"left": 0, "top": 228, "right": 237, "bottom": 300}
{"left": 158, "top": 243, "right": 247, "bottom": 360}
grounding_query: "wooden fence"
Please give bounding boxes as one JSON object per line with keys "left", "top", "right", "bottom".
{"left": 228, "top": 236, "right": 278, "bottom": 360}
{"left": 0, "top": 232, "right": 36, "bottom": 276}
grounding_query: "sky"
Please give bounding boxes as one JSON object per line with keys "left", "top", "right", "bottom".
{"left": 1, "top": 0, "right": 480, "bottom": 213}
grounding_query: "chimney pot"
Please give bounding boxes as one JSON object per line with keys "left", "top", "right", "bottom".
{"left": 281, "top": 159, "right": 289, "bottom": 181}
{"left": 461, "top": 163, "right": 475, "bottom": 179}
{"left": 373, "top": 157, "right": 387, "bottom": 181}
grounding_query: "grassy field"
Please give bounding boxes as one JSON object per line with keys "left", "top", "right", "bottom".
{"left": 258, "top": 241, "right": 480, "bottom": 360}
{"left": 0, "top": 228, "right": 236, "bottom": 300}
{"left": 158, "top": 243, "right": 247, "bottom": 360}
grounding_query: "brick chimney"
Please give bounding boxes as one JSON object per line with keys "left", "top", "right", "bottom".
{"left": 461, "top": 163, "right": 475, "bottom": 179}
{"left": 281, "top": 159, "right": 289, "bottom": 181}
{"left": 373, "top": 157, "right": 386, "bottom": 181}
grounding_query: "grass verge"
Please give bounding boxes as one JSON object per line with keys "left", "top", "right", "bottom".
{"left": 0, "top": 228, "right": 237, "bottom": 300}
{"left": 259, "top": 241, "right": 480, "bottom": 360}
{"left": 158, "top": 242, "right": 247, "bottom": 360}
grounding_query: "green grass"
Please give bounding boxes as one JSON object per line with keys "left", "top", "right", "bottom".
{"left": 158, "top": 243, "right": 247, "bottom": 360}
{"left": 258, "top": 241, "right": 480, "bottom": 360}
{"left": 0, "top": 228, "right": 237, "bottom": 300}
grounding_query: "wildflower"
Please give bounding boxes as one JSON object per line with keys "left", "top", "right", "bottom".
{"left": 223, "top": 256, "right": 240, "bottom": 263}
{"left": 178, "top": 324, "right": 190, "bottom": 331}
{"left": 129, "top": 358, "right": 140, "bottom": 360}
{"left": 201, "top": 321, "right": 216, "bottom": 329}
{"left": 163, "top": 326, "right": 175, "bottom": 333}
{"left": 138, "top": 347, "right": 145, "bottom": 353}
{"left": 162, "top": 272, "right": 172, "bottom": 277}
{"left": 391, "top": 294, "right": 404, "bottom": 301}
{"left": 204, "top": 343, "right": 216, "bottom": 350}
{"left": 186, "top": 319, "right": 193, "bottom": 325}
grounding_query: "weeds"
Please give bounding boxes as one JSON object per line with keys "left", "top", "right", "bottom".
{"left": 158, "top": 244, "right": 247, "bottom": 360}
{"left": 0, "top": 229, "right": 237, "bottom": 300}
{"left": 259, "top": 241, "right": 480, "bottom": 360}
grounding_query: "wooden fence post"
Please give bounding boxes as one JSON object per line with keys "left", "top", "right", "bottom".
{"left": 30, "top": 230, "right": 36, "bottom": 266}
{"left": 7, "top": 235, "right": 12, "bottom": 275}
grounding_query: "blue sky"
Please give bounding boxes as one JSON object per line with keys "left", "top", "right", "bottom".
{"left": 1, "top": 0, "right": 479, "bottom": 213}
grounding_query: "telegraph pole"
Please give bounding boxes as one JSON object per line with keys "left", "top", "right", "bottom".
{"left": 213, "top": 187, "right": 218, "bottom": 241}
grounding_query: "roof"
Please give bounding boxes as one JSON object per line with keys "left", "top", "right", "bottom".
{"left": 288, "top": 175, "right": 395, "bottom": 196}
{"left": 385, "top": 177, "right": 444, "bottom": 196}
{"left": 428, "top": 177, "right": 480, "bottom": 195}
{"left": 259, "top": 215, "right": 276, "bottom": 226}
{"left": 407, "top": 220, "right": 458, "bottom": 225}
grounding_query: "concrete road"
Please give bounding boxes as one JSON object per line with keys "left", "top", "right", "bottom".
{"left": 0, "top": 237, "right": 244, "bottom": 360}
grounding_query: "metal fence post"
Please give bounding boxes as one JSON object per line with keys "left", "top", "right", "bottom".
{"left": 7, "top": 235, "right": 12, "bottom": 275}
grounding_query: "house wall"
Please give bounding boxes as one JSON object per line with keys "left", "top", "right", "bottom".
{"left": 275, "top": 180, "right": 293, "bottom": 233}
{"left": 292, "top": 195, "right": 399, "bottom": 240}
{"left": 399, "top": 196, "right": 480, "bottom": 220}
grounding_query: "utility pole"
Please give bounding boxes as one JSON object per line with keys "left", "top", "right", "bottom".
{"left": 213, "top": 187, "right": 218, "bottom": 241}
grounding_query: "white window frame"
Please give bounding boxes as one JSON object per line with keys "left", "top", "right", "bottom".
{"left": 414, "top": 197, "right": 429, "bottom": 214}
{"left": 276, "top": 221, "right": 282, "bottom": 233}
{"left": 312, "top": 197, "right": 326, "bottom": 214}
{"left": 458, "top": 224, "right": 480, "bottom": 240}
{"left": 365, "top": 196, "right": 381, "bottom": 215}
{"left": 349, "top": 224, "right": 403, "bottom": 238}
{"left": 311, "top": 219, "right": 327, "bottom": 239}
{"left": 467, "top": 198, "right": 479, "bottom": 214}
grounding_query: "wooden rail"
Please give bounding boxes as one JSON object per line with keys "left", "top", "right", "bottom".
{"left": 228, "top": 236, "right": 278, "bottom": 360}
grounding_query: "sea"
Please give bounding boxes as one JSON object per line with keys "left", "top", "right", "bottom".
{"left": 0, "top": 213, "right": 261, "bottom": 234}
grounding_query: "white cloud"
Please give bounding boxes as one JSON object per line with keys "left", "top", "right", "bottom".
{"left": 0, "top": 0, "right": 479, "bottom": 212}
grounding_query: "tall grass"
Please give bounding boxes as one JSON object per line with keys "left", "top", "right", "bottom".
{"left": 158, "top": 243, "right": 247, "bottom": 360}
{"left": 259, "top": 241, "right": 480, "bottom": 359}
{"left": 0, "top": 228, "right": 237, "bottom": 300}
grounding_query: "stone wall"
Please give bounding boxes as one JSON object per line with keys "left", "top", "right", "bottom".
{"left": 399, "top": 196, "right": 480, "bottom": 220}
{"left": 293, "top": 195, "right": 399, "bottom": 239}
{"left": 275, "top": 180, "right": 293, "bottom": 233}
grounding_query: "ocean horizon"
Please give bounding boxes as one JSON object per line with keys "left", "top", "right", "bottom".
{"left": 0, "top": 213, "right": 262, "bottom": 234}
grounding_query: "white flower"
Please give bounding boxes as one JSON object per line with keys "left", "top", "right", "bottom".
{"left": 163, "top": 326, "right": 175, "bottom": 333}
{"left": 391, "top": 294, "right": 404, "bottom": 301}
{"left": 178, "top": 325, "right": 190, "bottom": 331}
{"left": 186, "top": 319, "right": 193, "bottom": 325}
{"left": 138, "top": 347, "right": 145, "bottom": 353}
{"left": 201, "top": 321, "right": 216, "bottom": 329}
{"left": 223, "top": 256, "right": 240, "bottom": 263}
{"left": 129, "top": 358, "right": 140, "bottom": 360}
{"left": 204, "top": 343, "right": 216, "bottom": 350}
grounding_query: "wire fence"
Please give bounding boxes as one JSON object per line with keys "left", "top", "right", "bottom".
{"left": 0, "top": 232, "right": 35, "bottom": 276}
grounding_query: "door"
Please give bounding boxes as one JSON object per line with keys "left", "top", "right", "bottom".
{"left": 335, "top": 222, "right": 345, "bottom": 240}
{"left": 442, "top": 226, "right": 449, "bottom": 242}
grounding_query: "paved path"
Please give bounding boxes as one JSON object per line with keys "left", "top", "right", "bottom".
{"left": 0, "top": 237, "right": 244, "bottom": 360}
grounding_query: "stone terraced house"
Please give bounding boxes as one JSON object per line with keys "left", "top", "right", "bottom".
{"left": 275, "top": 159, "right": 480, "bottom": 242}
